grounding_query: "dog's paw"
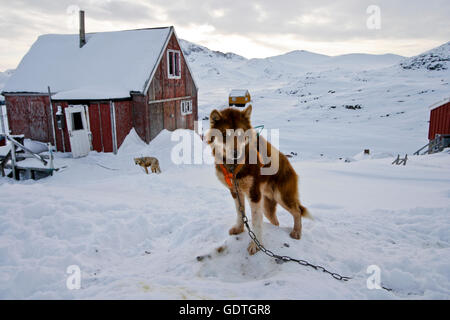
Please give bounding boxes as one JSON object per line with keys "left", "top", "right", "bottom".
{"left": 228, "top": 225, "right": 244, "bottom": 235}
{"left": 247, "top": 241, "right": 260, "bottom": 255}
{"left": 290, "top": 229, "right": 301, "bottom": 240}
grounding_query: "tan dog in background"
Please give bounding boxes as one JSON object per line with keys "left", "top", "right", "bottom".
{"left": 134, "top": 157, "right": 161, "bottom": 174}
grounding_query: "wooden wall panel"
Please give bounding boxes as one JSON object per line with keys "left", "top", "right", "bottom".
{"left": 429, "top": 102, "right": 450, "bottom": 140}
{"left": 28, "top": 98, "right": 48, "bottom": 142}
{"left": 89, "top": 103, "right": 103, "bottom": 152}
{"left": 131, "top": 94, "right": 148, "bottom": 143}
{"left": 149, "top": 102, "right": 164, "bottom": 141}
{"left": 99, "top": 103, "right": 113, "bottom": 153}
{"left": 5, "top": 96, "right": 48, "bottom": 141}
{"left": 163, "top": 101, "right": 176, "bottom": 131}
{"left": 114, "top": 100, "right": 133, "bottom": 149}
{"left": 143, "top": 32, "right": 198, "bottom": 140}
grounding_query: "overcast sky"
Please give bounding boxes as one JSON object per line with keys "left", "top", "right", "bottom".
{"left": 0, "top": 0, "right": 449, "bottom": 71}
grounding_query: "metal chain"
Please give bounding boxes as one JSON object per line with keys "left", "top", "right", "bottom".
{"left": 232, "top": 171, "right": 353, "bottom": 282}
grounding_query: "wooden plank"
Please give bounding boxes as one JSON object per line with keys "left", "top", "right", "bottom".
{"left": 148, "top": 95, "right": 191, "bottom": 104}
{"left": 89, "top": 103, "right": 103, "bottom": 152}
{"left": 429, "top": 108, "right": 435, "bottom": 140}
{"left": 114, "top": 100, "right": 133, "bottom": 149}
{"left": 110, "top": 101, "right": 118, "bottom": 154}
{"left": 3, "top": 164, "right": 55, "bottom": 172}
{"left": 163, "top": 101, "right": 176, "bottom": 131}
{"left": 47, "top": 86, "right": 57, "bottom": 147}
{"left": 6, "top": 135, "right": 47, "bottom": 165}
{"left": 0, "top": 150, "right": 11, "bottom": 177}
{"left": 10, "top": 140, "right": 17, "bottom": 180}
{"left": 149, "top": 103, "right": 164, "bottom": 140}
{"left": 131, "top": 94, "right": 147, "bottom": 143}
{"left": 99, "top": 103, "right": 113, "bottom": 152}
{"left": 28, "top": 98, "right": 49, "bottom": 142}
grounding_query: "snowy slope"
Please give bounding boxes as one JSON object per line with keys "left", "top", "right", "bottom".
{"left": 400, "top": 41, "right": 450, "bottom": 71}
{"left": 180, "top": 40, "right": 449, "bottom": 159}
{"left": 0, "top": 41, "right": 450, "bottom": 299}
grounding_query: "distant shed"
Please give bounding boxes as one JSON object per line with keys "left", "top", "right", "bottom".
{"left": 229, "top": 89, "right": 251, "bottom": 107}
{"left": 428, "top": 98, "right": 450, "bottom": 140}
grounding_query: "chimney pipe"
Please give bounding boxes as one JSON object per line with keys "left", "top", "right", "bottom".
{"left": 79, "top": 10, "right": 86, "bottom": 48}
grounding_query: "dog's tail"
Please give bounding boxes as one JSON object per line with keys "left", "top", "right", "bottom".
{"left": 299, "top": 204, "right": 313, "bottom": 220}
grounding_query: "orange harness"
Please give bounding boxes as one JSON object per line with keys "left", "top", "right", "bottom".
{"left": 219, "top": 152, "right": 265, "bottom": 189}
{"left": 219, "top": 164, "right": 241, "bottom": 188}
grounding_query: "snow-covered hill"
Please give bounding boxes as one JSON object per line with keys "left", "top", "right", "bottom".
{"left": 180, "top": 39, "right": 245, "bottom": 61}
{"left": 400, "top": 41, "right": 450, "bottom": 71}
{"left": 180, "top": 40, "right": 450, "bottom": 159}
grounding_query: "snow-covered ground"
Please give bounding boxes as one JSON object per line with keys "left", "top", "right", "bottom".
{"left": 0, "top": 130, "right": 449, "bottom": 299}
{"left": 0, "top": 41, "right": 449, "bottom": 299}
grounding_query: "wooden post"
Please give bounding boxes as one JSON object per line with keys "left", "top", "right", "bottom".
{"left": 48, "top": 86, "right": 57, "bottom": 148}
{"left": 97, "top": 103, "right": 104, "bottom": 152}
{"left": 48, "top": 143, "right": 54, "bottom": 171}
{"left": 392, "top": 155, "right": 400, "bottom": 165}
{"left": 0, "top": 103, "right": 6, "bottom": 137}
{"left": 110, "top": 101, "right": 118, "bottom": 154}
{"left": 10, "top": 140, "right": 17, "bottom": 180}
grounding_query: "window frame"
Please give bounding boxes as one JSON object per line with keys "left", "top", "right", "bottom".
{"left": 71, "top": 111, "right": 84, "bottom": 131}
{"left": 167, "top": 49, "right": 181, "bottom": 79}
{"left": 180, "top": 100, "right": 193, "bottom": 115}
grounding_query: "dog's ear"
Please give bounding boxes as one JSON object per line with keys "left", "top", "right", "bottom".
{"left": 210, "top": 109, "right": 222, "bottom": 124}
{"left": 242, "top": 104, "right": 252, "bottom": 120}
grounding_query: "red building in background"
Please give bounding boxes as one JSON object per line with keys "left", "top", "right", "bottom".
{"left": 428, "top": 98, "right": 450, "bottom": 140}
{"left": 426, "top": 97, "right": 450, "bottom": 153}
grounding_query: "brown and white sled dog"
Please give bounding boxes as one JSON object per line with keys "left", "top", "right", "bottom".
{"left": 205, "top": 105, "right": 311, "bottom": 255}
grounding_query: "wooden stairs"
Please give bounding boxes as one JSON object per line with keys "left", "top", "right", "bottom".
{"left": 0, "top": 135, "right": 57, "bottom": 180}
{"left": 414, "top": 134, "right": 450, "bottom": 155}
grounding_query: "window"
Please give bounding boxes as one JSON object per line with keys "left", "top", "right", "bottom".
{"left": 167, "top": 49, "right": 181, "bottom": 79}
{"left": 181, "top": 100, "right": 192, "bottom": 115}
{"left": 72, "top": 112, "right": 84, "bottom": 130}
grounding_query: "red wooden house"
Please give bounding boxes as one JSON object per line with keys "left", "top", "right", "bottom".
{"left": 1, "top": 22, "right": 198, "bottom": 157}
{"left": 429, "top": 98, "right": 450, "bottom": 140}
{"left": 427, "top": 97, "right": 450, "bottom": 152}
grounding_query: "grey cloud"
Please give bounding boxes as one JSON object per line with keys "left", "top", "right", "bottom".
{"left": 0, "top": 0, "right": 449, "bottom": 69}
{"left": 154, "top": 0, "right": 450, "bottom": 41}
{"left": 2, "top": 0, "right": 449, "bottom": 41}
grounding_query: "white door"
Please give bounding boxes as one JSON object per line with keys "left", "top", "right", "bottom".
{"left": 65, "top": 105, "right": 91, "bottom": 158}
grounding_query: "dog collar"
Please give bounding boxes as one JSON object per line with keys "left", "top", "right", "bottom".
{"left": 219, "top": 151, "right": 265, "bottom": 189}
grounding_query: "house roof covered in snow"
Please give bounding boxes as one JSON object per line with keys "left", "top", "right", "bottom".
{"left": 229, "top": 89, "right": 249, "bottom": 97}
{"left": 429, "top": 97, "right": 450, "bottom": 110}
{"left": 2, "top": 27, "right": 176, "bottom": 100}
